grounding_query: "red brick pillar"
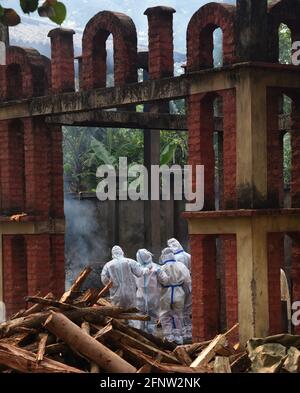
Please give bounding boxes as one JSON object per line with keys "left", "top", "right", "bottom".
{"left": 188, "top": 94, "right": 215, "bottom": 211}
{"left": 24, "top": 118, "right": 51, "bottom": 216}
{"left": 3, "top": 235, "right": 27, "bottom": 317}
{"left": 0, "top": 120, "right": 25, "bottom": 213}
{"left": 47, "top": 29, "right": 67, "bottom": 294}
{"left": 190, "top": 234, "right": 218, "bottom": 341}
{"left": 222, "top": 89, "right": 237, "bottom": 210}
{"left": 220, "top": 89, "right": 238, "bottom": 339}
{"left": 50, "top": 235, "right": 65, "bottom": 297}
{"left": 48, "top": 28, "right": 75, "bottom": 93}
{"left": 25, "top": 235, "right": 52, "bottom": 296}
{"left": 144, "top": 6, "right": 175, "bottom": 78}
{"left": 222, "top": 235, "right": 238, "bottom": 336}
{"left": 50, "top": 126, "right": 64, "bottom": 218}
{"left": 291, "top": 97, "right": 300, "bottom": 334}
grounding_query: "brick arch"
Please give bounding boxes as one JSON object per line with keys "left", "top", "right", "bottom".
{"left": 187, "top": 3, "right": 236, "bottom": 72}
{"left": 268, "top": 0, "right": 300, "bottom": 62}
{"left": 82, "top": 11, "right": 137, "bottom": 89}
{"left": 5, "top": 46, "right": 50, "bottom": 99}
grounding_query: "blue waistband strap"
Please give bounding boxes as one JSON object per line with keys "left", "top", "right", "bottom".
{"left": 163, "top": 259, "right": 176, "bottom": 264}
{"left": 172, "top": 316, "right": 176, "bottom": 329}
{"left": 162, "top": 284, "right": 183, "bottom": 306}
{"left": 174, "top": 250, "right": 184, "bottom": 255}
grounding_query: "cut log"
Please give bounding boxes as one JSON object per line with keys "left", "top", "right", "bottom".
{"left": 23, "top": 293, "right": 54, "bottom": 317}
{"left": 184, "top": 340, "right": 212, "bottom": 356}
{"left": 137, "top": 364, "right": 152, "bottom": 373}
{"left": 190, "top": 324, "right": 239, "bottom": 368}
{"left": 97, "top": 298, "right": 113, "bottom": 307}
{"left": 230, "top": 352, "right": 251, "bottom": 373}
{"left": 94, "top": 281, "right": 113, "bottom": 303}
{"left": 75, "top": 288, "right": 100, "bottom": 306}
{"left": 111, "top": 320, "right": 160, "bottom": 349}
{"left": 81, "top": 322, "right": 100, "bottom": 373}
{"left": 45, "top": 343, "right": 69, "bottom": 355}
{"left": 60, "top": 267, "right": 92, "bottom": 303}
{"left": 26, "top": 296, "right": 79, "bottom": 311}
{"left": 213, "top": 356, "right": 232, "bottom": 373}
{"left": 44, "top": 311, "right": 136, "bottom": 373}
{"left": 0, "top": 343, "right": 84, "bottom": 373}
{"left": 173, "top": 346, "right": 193, "bottom": 366}
{"left": 111, "top": 319, "right": 174, "bottom": 351}
{"left": 36, "top": 333, "right": 48, "bottom": 363}
{"left": 121, "top": 344, "right": 208, "bottom": 373}
{"left": 190, "top": 335, "right": 227, "bottom": 368}
{"left": 114, "top": 313, "right": 150, "bottom": 321}
{"left": 93, "top": 323, "right": 113, "bottom": 341}
{"left": 108, "top": 329, "right": 179, "bottom": 364}
{"left": 0, "top": 306, "right": 136, "bottom": 338}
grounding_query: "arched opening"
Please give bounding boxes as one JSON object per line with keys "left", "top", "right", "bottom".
{"left": 282, "top": 94, "right": 292, "bottom": 192}
{"left": 6, "top": 63, "right": 22, "bottom": 100}
{"left": 106, "top": 33, "right": 114, "bottom": 87}
{"left": 213, "top": 28, "right": 223, "bottom": 68}
{"left": 279, "top": 23, "right": 292, "bottom": 64}
{"left": 91, "top": 28, "right": 111, "bottom": 88}
{"left": 214, "top": 95, "right": 223, "bottom": 210}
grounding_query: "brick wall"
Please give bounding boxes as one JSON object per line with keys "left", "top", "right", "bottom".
{"left": 187, "top": 3, "right": 237, "bottom": 340}
{"left": 1, "top": 43, "right": 65, "bottom": 313}
{"left": 190, "top": 234, "right": 219, "bottom": 341}
{"left": 3, "top": 236, "right": 27, "bottom": 317}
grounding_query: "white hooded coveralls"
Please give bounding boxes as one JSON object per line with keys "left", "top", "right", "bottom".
{"left": 101, "top": 245, "right": 145, "bottom": 309}
{"left": 167, "top": 238, "right": 192, "bottom": 340}
{"left": 158, "top": 247, "right": 191, "bottom": 344}
{"left": 134, "top": 249, "right": 160, "bottom": 335}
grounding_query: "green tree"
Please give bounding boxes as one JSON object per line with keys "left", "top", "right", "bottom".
{"left": 0, "top": 0, "right": 66, "bottom": 26}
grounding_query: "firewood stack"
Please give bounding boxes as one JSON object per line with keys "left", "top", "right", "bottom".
{"left": 0, "top": 267, "right": 249, "bottom": 373}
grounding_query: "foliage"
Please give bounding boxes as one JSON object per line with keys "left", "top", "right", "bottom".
{"left": 279, "top": 23, "right": 292, "bottom": 64}
{"left": 0, "top": 0, "right": 66, "bottom": 26}
{"left": 63, "top": 125, "right": 188, "bottom": 193}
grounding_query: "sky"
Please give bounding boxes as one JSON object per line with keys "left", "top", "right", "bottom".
{"left": 1, "top": 0, "right": 236, "bottom": 56}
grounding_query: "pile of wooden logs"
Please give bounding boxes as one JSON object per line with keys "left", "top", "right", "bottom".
{"left": 0, "top": 267, "right": 250, "bottom": 373}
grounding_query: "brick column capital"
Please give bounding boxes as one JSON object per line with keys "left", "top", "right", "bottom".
{"left": 144, "top": 6, "right": 176, "bottom": 16}
{"left": 48, "top": 27, "right": 75, "bottom": 93}
{"left": 144, "top": 6, "right": 175, "bottom": 79}
{"left": 48, "top": 27, "right": 75, "bottom": 39}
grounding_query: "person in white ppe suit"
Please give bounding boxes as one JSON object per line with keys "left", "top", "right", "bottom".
{"left": 101, "top": 245, "right": 148, "bottom": 309}
{"left": 158, "top": 247, "right": 191, "bottom": 345}
{"left": 134, "top": 249, "right": 160, "bottom": 335}
{"left": 167, "top": 238, "right": 192, "bottom": 341}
